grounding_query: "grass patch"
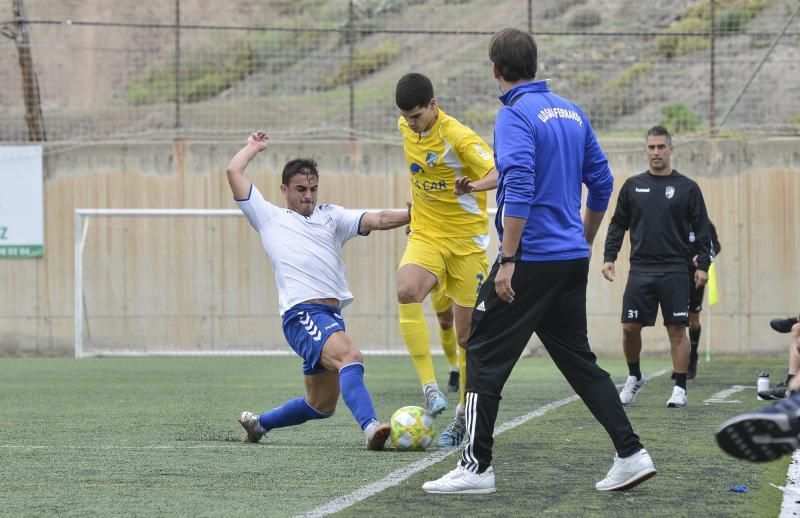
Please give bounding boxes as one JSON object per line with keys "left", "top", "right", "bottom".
{"left": 661, "top": 102, "right": 704, "bottom": 133}
{"left": 324, "top": 40, "right": 399, "bottom": 89}
{"left": 568, "top": 6, "right": 603, "bottom": 29}
{"left": 655, "top": 0, "right": 773, "bottom": 57}
{"left": 790, "top": 113, "right": 800, "bottom": 135}
{"left": 586, "top": 63, "right": 654, "bottom": 126}
{"left": 575, "top": 71, "right": 600, "bottom": 87}
{"left": 126, "top": 29, "right": 320, "bottom": 105}
{"left": 605, "top": 62, "right": 653, "bottom": 93}
{"left": 655, "top": 16, "right": 711, "bottom": 58}
{"left": 0, "top": 356, "right": 791, "bottom": 516}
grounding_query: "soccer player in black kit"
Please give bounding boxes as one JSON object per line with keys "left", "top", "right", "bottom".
{"left": 602, "top": 126, "right": 712, "bottom": 408}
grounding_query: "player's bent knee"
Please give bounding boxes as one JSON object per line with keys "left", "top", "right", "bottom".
{"left": 306, "top": 399, "right": 336, "bottom": 419}
{"left": 397, "top": 287, "right": 423, "bottom": 304}
{"left": 340, "top": 347, "right": 363, "bottom": 365}
{"left": 320, "top": 340, "right": 364, "bottom": 371}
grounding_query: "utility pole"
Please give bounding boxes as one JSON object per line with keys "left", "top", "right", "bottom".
{"left": 709, "top": 0, "right": 716, "bottom": 135}
{"left": 347, "top": 0, "right": 355, "bottom": 140}
{"left": 175, "top": 0, "right": 181, "bottom": 131}
{"left": 2, "top": 0, "right": 46, "bottom": 141}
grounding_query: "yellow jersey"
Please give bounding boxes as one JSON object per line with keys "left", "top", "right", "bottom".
{"left": 398, "top": 109, "right": 494, "bottom": 238}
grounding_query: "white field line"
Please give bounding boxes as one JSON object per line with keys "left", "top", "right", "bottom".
{"left": 296, "top": 368, "right": 670, "bottom": 518}
{"left": 780, "top": 450, "right": 800, "bottom": 518}
{"left": 702, "top": 385, "right": 753, "bottom": 404}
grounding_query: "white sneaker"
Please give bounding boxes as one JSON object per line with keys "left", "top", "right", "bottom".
{"left": 595, "top": 449, "right": 657, "bottom": 491}
{"left": 667, "top": 386, "right": 687, "bottom": 408}
{"left": 619, "top": 376, "right": 647, "bottom": 405}
{"left": 422, "top": 464, "right": 496, "bottom": 494}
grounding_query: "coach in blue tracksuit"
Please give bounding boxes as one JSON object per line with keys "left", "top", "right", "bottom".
{"left": 423, "top": 28, "right": 655, "bottom": 495}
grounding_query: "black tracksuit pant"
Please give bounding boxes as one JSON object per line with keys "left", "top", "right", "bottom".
{"left": 460, "top": 258, "right": 643, "bottom": 474}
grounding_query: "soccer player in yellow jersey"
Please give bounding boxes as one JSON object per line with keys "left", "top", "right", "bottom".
{"left": 395, "top": 73, "right": 497, "bottom": 447}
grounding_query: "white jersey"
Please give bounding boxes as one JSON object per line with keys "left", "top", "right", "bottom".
{"left": 237, "top": 185, "right": 367, "bottom": 316}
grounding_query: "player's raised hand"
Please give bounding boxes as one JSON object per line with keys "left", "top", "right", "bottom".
{"left": 601, "top": 261, "right": 615, "bottom": 282}
{"left": 453, "top": 177, "right": 473, "bottom": 196}
{"left": 248, "top": 131, "right": 269, "bottom": 152}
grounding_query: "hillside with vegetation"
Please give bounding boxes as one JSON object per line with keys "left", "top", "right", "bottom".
{"left": 1, "top": 0, "right": 798, "bottom": 141}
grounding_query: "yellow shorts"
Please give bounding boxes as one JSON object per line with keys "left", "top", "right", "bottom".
{"left": 400, "top": 233, "right": 489, "bottom": 308}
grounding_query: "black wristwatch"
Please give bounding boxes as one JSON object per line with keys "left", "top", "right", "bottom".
{"left": 498, "top": 254, "right": 516, "bottom": 264}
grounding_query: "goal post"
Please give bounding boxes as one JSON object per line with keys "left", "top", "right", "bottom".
{"left": 74, "top": 207, "right": 498, "bottom": 358}
{"left": 74, "top": 209, "right": 278, "bottom": 358}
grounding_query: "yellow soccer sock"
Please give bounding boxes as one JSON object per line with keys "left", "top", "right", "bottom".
{"left": 440, "top": 325, "right": 458, "bottom": 369}
{"left": 458, "top": 345, "right": 467, "bottom": 408}
{"left": 398, "top": 302, "right": 436, "bottom": 387}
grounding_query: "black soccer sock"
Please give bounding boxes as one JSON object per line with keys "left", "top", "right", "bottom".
{"left": 787, "top": 373, "right": 795, "bottom": 385}
{"left": 689, "top": 326, "right": 701, "bottom": 358}
{"left": 627, "top": 362, "right": 642, "bottom": 380}
{"left": 674, "top": 373, "right": 687, "bottom": 390}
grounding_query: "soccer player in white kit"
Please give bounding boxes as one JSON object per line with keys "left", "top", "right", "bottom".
{"left": 228, "top": 131, "right": 411, "bottom": 450}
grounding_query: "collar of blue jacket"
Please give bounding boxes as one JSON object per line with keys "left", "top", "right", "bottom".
{"left": 499, "top": 80, "right": 550, "bottom": 106}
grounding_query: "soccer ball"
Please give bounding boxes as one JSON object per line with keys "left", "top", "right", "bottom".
{"left": 390, "top": 405, "right": 435, "bottom": 451}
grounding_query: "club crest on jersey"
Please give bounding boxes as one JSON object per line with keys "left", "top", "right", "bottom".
{"left": 410, "top": 163, "right": 424, "bottom": 175}
{"left": 323, "top": 214, "right": 335, "bottom": 229}
{"left": 425, "top": 152, "right": 438, "bottom": 168}
{"left": 665, "top": 186, "right": 675, "bottom": 199}
{"left": 474, "top": 144, "right": 492, "bottom": 161}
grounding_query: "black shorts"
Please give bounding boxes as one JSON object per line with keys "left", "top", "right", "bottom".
{"left": 621, "top": 272, "right": 690, "bottom": 326}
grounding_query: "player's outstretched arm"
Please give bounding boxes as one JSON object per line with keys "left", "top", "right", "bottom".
{"left": 359, "top": 203, "right": 411, "bottom": 233}
{"left": 226, "top": 131, "right": 269, "bottom": 199}
{"left": 454, "top": 167, "right": 499, "bottom": 195}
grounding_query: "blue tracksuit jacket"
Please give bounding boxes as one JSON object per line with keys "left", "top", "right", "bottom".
{"left": 494, "top": 80, "right": 613, "bottom": 261}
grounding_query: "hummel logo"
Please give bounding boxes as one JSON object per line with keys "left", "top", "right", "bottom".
{"left": 635, "top": 188, "right": 650, "bottom": 193}
{"left": 476, "top": 301, "right": 486, "bottom": 311}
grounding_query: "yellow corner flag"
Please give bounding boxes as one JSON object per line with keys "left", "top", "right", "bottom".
{"left": 707, "top": 262, "right": 719, "bottom": 306}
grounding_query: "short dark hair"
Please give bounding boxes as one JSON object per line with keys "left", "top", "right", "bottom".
{"left": 396, "top": 73, "right": 434, "bottom": 111}
{"left": 282, "top": 158, "right": 319, "bottom": 185}
{"left": 489, "top": 28, "right": 537, "bottom": 82}
{"left": 646, "top": 125, "right": 672, "bottom": 145}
